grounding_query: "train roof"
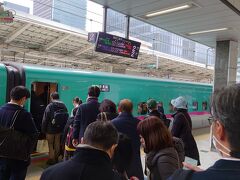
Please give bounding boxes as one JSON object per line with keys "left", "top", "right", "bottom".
{"left": 8, "top": 63, "right": 212, "bottom": 87}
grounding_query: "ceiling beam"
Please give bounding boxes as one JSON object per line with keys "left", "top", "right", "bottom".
{"left": 44, "top": 34, "right": 71, "bottom": 51}
{"left": 5, "top": 23, "right": 31, "bottom": 44}
{"left": 73, "top": 45, "right": 94, "bottom": 56}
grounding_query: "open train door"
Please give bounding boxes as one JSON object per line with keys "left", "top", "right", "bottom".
{"left": 3, "top": 63, "right": 26, "bottom": 103}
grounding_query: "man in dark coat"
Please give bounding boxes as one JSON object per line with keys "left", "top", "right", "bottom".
{"left": 112, "top": 99, "right": 144, "bottom": 180}
{"left": 169, "top": 84, "right": 240, "bottom": 180}
{"left": 146, "top": 99, "right": 169, "bottom": 127}
{"left": 40, "top": 121, "right": 119, "bottom": 180}
{"left": 171, "top": 96, "right": 200, "bottom": 165}
{"left": 72, "top": 86, "right": 100, "bottom": 146}
{"left": 42, "top": 92, "right": 68, "bottom": 165}
{"left": 0, "top": 86, "right": 38, "bottom": 180}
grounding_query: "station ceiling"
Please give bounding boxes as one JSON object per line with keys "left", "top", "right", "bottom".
{"left": 0, "top": 12, "right": 213, "bottom": 82}
{"left": 91, "top": 0, "right": 240, "bottom": 48}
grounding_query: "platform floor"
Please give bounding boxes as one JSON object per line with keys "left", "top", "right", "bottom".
{"left": 26, "top": 127, "right": 219, "bottom": 180}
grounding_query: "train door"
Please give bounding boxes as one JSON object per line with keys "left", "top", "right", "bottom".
{"left": 30, "top": 82, "right": 58, "bottom": 136}
{"left": 4, "top": 63, "right": 26, "bottom": 102}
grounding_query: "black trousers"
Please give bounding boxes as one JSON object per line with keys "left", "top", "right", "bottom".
{"left": 0, "top": 158, "right": 28, "bottom": 180}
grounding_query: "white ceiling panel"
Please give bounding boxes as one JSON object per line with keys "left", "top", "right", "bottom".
{"left": 91, "top": 0, "right": 240, "bottom": 47}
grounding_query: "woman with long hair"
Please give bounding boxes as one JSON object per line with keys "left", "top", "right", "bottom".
{"left": 137, "top": 116, "right": 180, "bottom": 180}
{"left": 97, "top": 99, "right": 118, "bottom": 121}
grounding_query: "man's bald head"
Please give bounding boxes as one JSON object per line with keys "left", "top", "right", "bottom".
{"left": 118, "top": 99, "right": 133, "bottom": 113}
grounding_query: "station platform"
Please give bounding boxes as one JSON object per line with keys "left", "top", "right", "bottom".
{"left": 26, "top": 127, "right": 219, "bottom": 180}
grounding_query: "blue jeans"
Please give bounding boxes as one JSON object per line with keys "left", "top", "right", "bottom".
{"left": 0, "top": 159, "right": 28, "bottom": 180}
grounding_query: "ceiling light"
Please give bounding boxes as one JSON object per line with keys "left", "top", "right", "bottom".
{"left": 188, "top": 28, "right": 229, "bottom": 35}
{"left": 146, "top": 4, "right": 192, "bottom": 17}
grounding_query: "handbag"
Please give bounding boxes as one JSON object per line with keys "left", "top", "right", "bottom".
{"left": 0, "top": 110, "right": 38, "bottom": 161}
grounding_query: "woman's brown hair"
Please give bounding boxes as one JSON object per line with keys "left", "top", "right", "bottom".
{"left": 137, "top": 116, "right": 173, "bottom": 153}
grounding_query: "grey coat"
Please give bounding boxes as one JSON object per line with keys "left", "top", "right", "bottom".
{"left": 146, "top": 147, "right": 180, "bottom": 180}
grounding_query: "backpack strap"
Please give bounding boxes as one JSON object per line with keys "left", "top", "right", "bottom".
{"left": 10, "top": 110, "right": 21, "bottom": 129}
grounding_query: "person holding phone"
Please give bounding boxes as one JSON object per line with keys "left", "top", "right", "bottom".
{"left": 168, "top": 84, "right": 240, "bottom": 180}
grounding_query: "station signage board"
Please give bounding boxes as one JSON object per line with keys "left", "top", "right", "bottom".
{"left": 95, "top": 32, "right": 141, "bottom": 59}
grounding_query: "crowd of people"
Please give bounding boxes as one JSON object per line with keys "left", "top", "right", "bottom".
{"left": 0, "top": 84, "right": 240, "bottom": 180}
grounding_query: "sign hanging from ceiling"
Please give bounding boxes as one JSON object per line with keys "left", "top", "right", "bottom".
{"left": 95, "top": 32, "right": 141, "bottom": 59}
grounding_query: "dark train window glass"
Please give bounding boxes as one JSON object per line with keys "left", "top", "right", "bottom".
{"left": 202, "top": 101, "right": 208, "bottom": 111}
{"left": 192, "top": 101, "right": 198, "bottom": 111}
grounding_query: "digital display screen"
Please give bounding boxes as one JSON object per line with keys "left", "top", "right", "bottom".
{"left": 95, "top": 32, "right": 141, "bottom": 59}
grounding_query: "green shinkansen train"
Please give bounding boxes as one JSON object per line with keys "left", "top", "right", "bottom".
{"left": 0, "top": 62, "right": 212, "bottom": 129}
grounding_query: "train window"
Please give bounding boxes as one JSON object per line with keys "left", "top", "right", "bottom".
{"left": 202, "top": 101, "right": 208, "bottom": 111}
{"left": 137, "top": 102, "right": 147, "bottom": 115}
{"left": 192, "top": 101, "right": 198, "bottom": 111}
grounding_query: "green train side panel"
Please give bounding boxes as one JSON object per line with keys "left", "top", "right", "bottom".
{"left": 0, "top": 64, "right": 7, "bottom": 106}
{"left": 23, "top": 64, "right": 212, "bottom": 115}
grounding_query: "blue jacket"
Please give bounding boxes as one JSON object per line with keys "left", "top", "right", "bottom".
{"left": 0, "top": 103, "right": 38, "bottom": 167}
{"left": 168, "top": 159, "right": 240, "bottom": 180}
{"left": 73, "top": 98, "right": 100, "bottom": 139}
{"left": 40, "top": 146, "right": 118, "bottom": 180}
{"left": 112, "top": 112, "right": 144, "bottom": 180}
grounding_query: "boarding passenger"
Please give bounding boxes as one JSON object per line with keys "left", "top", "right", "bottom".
{"left": 72, "top": 86, "right": 100, "bottom": 146}
{"left": 138, "top": 116, "right": 180, "bottom": 180}
{"left": 97, "top": 99, "right": 118, "bottom": 121}
{"left": 112, "top": 99, "right": 144, "bottom": 180}
{"left": 157, "top": 101, "right": 165, "bottom": 115}
{"left": 146, "top": 99, "right": 170, "bottom": 128}
{"left": 0, "top": 86, "right": 38, "bottom": 180}
{"left": 40, "top": 121, "right": 119, "bottom": 180}
{"left": 42, "top": 92, "right": 68, "bottom": 165}
{"left": 71, "top": 96, "right": 82, "bottom": 117}
{"left": 169, "top": 84, "right": 240, "bottom": 180}
{"left": 170, "top": 96, "right": 200, "bottom": 165}
{"left": 62, "top": 105, "right": 78, "bottom": 161}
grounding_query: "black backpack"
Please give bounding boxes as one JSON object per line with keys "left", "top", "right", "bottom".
{"left": 51, "top": 106, "right": 69, "bottom": 133}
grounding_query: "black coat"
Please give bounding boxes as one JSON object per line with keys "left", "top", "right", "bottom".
{"left": 73, "top": 98, "right": 100, "bottom": 139}
{"left": 42, "top": 100, "right": 68, "bottom": 134}
{"left": 171, "top": 110, "right": 200, "bottom": 165}
{"left": 40, "top": 146, "right": 117, "bottom": 180}
{"left": 0, "top": 103, "right": 38, "bottom": 167}
{"left": 112, "top": 112, "right": 144, "bottom": 180}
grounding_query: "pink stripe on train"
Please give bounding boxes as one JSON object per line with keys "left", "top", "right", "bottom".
{"left": 137, "top": 111, "right": 210, "bottom": 120}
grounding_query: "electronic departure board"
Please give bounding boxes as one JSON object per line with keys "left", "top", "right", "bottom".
{"left": 95, "top": 32, "right": 141, "bottom": 59}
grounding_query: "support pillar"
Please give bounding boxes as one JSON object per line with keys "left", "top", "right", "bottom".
{"left": 125, "top": 16, "right": 130, "bottom": 39}
{"left": 102, "top": 7, "right": 108, "bottom": 33}
{"left": 214, "top": 40, "right": 238, "bottom": 91}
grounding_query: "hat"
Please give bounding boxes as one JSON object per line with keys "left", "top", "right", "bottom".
{"left": 171, "top": 96, "right": 187, "bottom": 109}
{"left": 147, "top": 99, "right": 157, "bottom": 109}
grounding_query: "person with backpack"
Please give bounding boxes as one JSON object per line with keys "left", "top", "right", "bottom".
{"left": 146, "top": 99, "right": 170, "bottom": 128}
{"left": 42, "top": 92, "right": 68, "bottom": 165}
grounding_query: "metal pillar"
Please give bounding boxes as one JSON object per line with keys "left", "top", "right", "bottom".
{"left": 102, "top": 7, "right": 108, "bottom": 33}
{"left": 125, "top": 16, "right": 130, "bottom": 39}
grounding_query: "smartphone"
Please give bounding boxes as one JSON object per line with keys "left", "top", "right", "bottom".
{"left": 183, "top": 156, "right": 198, "bottom": 170}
